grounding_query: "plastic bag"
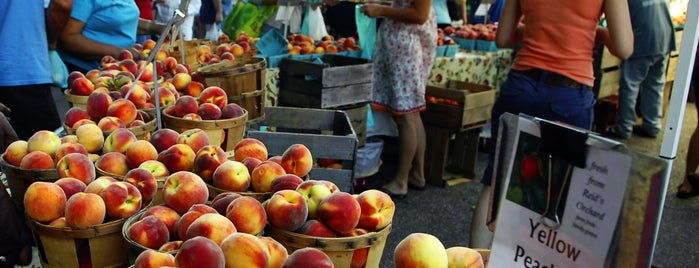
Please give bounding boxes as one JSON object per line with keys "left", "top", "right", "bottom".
{"left": 222, "top": 1, "right": 278, "bottom": 38}
{"left": 204, "top": 23, "right": 221, "bottom": 41}
{"left": 355, "top": 5, "right": 376, "bottom": 60}
{"left": 301, "top": 6, "right": 328, "bottom": 41}
{"left": 48, "top": 50, "right": 68, "bottom": 88}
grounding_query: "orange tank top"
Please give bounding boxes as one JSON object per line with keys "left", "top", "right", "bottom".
{"left": 511, "top": 0, "right": 604, "bottom": 86}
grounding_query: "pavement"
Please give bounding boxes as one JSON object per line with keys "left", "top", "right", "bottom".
{"left": 43, "top": 87, "right": 699, "bottom": 267}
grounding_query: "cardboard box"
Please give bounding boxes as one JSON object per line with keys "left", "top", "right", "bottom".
{"left": 423, "top": 80, "right": 496, "bottom": 130}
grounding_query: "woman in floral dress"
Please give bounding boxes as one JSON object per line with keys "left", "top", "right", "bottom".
{"left": 361, "top": 1, "right": 437, "bottom": 198}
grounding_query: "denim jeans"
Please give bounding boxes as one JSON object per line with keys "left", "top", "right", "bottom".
{"left": 480, "top": 69, "right": 595, "bottom": 185}
{"left": 613, "top": 54, "right": 669, "bottom": 138}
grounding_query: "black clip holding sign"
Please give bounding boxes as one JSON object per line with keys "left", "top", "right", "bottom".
{"left": 535, "top": 119, "right": 589, "bottom": 229}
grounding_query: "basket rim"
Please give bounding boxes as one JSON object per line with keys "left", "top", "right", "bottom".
{"left": 161, "top": 108, "right": 248, "bottom": 128}
{"left": 30, "top": 216, "right": 126, "bottom": 238}
{"left": 122, "top": 207, "right": 179, "bottom": 254}
{"left": 205, "top": 182, "right": 270, "bottom": 199}
{"left": 265, "top": 223, "right": 392, "bottom": 250}
{"left": 196, "top": 57, "right": 266, "bottom": 76}
{"left": 0, "top": 153, "right": 58, "bottom": 174}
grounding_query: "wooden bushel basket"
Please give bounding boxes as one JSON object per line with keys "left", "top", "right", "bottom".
{"left": 122, "top": 208, "right": 176, "bottom": 265}
{"left": 162, "top": 109, "right": 248, "bottom": 151}
{"left": 197, "top": 58, "right": 266, "bottom": 122}
{"left": 265, "top": 224, "right": 392, "bottom": 268}
{"left": 0, "top": 155, "right": 60, "bottom": 210}
{"left": 205, "top": 183, "right": 270, "bottom": 202}
{"left": 28, "top": 218, "right": 128, "bottom": 268}
{"left": 63, "top": 116, "right": 157, "bottom": 141}
{"left": 64, "top": 89, "right": 88, "bottom": 110}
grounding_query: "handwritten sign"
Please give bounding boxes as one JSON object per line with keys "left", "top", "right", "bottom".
{"left": 490, "top": 117, "right": 631, "bottom": 268}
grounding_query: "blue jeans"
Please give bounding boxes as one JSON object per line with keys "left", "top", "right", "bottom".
{"left": 481, "top": 69, "right": 595, "bottom": 185}
{"left": 613, "top": 54, "right": 669, "bottom": 138}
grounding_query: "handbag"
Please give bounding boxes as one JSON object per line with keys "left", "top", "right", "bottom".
{"left": 48, "top": 50, "right": 69, "bottom": 88}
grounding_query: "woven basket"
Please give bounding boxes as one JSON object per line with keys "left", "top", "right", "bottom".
{"left": 197, "top": 57, "right": 266, "bottom": 122}
{"left": 0, "top": 155, "right": 60, "bottom": 210}
{"left": 28, "top": 218, "right": 128, "bottom": 268}
{"left": 265, "top": 224, "right": 392, "bottom": 268}
{"left": 162, "top": 109, "right": 247, "bottom": 151}
{"left": 122, "top": 208, "right": 177, "bottom": 265}
{"left": 64, "top": 89, "right": 88, "bottom": 110}
{"left": 64, "top": 117, "right": 157, "bottom": 141}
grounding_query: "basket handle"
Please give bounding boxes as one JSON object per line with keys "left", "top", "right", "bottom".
{"left": 229, "top": 90, "right": 263, "bottom": 101}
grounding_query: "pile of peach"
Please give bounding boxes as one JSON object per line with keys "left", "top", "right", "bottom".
{"left": 394, "top": 233, "right": 486, "bottom": 268}
{"left": 162, "top": 86, "right": 246, "bottom": 121}
{"left": 437, "top": 28, "right": 457, "bottom": 47}
{"left": 197, "top": 32, "right": 257, "bottom": 66}
{"left": 447, "top": 23, "right": 499, "bottom": 41}
{"left": 286, "top": 33, "right": 361, "bottom": 55}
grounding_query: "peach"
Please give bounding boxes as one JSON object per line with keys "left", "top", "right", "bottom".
{"left": 159, "top": 241, "right": 183, "bottom": 252}
{"left": 356, "top": 189, "right": 395, "bottom": 231}
{"left": 266, "top": 155, "right": 282, "bottom": 166}
{"left": 211, "top": 192, "right": 242, "bottom": 215}
{"left": 124, "top": 167, "right": 159, "bottom": 201}
{"left": 182, "top": 113, "right": 202, "bottom": 120}
{"left": 157, "top": 143, "right": 196, "bottom": 173}
{"left": 265, "top": 189, "right": 308, "bottom": 231}
{"left": 251, "top": 161, "right": 286, "bottom": 193}
{"left": 225, "top": 196, "right": 266, "bottom": 235}
{"left": 270, "top": 174, "right": 304, "bottom": 194}
{"left": 280, "top": 144, "right": 313, "bottom": 177}
{"left": 162, "top": 171, "right": 209, "bottom": 214}
{"left": 84, "top": 176, "right": 118, "bottom": 194}
{"left": 295, "top": 180, "right": 332, "bottom": 220}
{"left": 212, "top": 160, "right": 250, "bottom": 192}
{"left": 446, "top": 246, "right": 485, "bottom": 268}
{"left": 317, "top": 191, "right": 361, "bottom": 234}
{"left": 220, "top": 103, "right": 246, "bottom": 119}
{"left": 86, "top": 91, "right": 113, "bottom": 121}
{"left": 70, "top": 76, "right": 95, "bottom": 96}
{"left": 172, "top": 73, "right": 192, "bottom": 92}
{"left": 84, "top": 69, "right": 101, "bottom": 83}
{"left": 283, "top": 248, "right": 333, "bottom": 268}
{"left": 260, "top": 236, "right": 288, "bottom": 268}
{"left": 150, "top": 86, "right": 178, "bottom": 108}
{"left": 198, "top": 86, "right": 228, "bottom": 109}
{"left": 175, "top": 210, "right": 205, "bottom": 241}
{"left": 319, "top": 180, "right": 340, "bottom": 194}
{"left": 56, "top": 152, "right": 96, "bottom": 184}
{"left": 128, "top": 215, "right": 170, "bottom": 249}
{"left": 197, "top": 102, "right": 222, "bottom": 120}
{"left": 177, "top": 128, "right": 210, "bottom": 154}
{"left": 193, "top": 145, "right": 228, "bottom": 182}
{"left": 97, "top": 116, "right": 126, "bottom": 132}
{"left": 54, "top": 142, "right": 88, "bottom": 163}
{"left": 174, "top": 95, "right": 199, "bottom": 117}
{"left": 75, "top": 123, "right": 104, "bottom": 153}
{"left": 19, "top": 151, "right": 54, "bottom": 170}
{"left": 134, "top": 249, "right": 176, "bottom": 268}
{"left": 142, "top": 205, "right": 181, "bottom": 237}
{"left": 24, "top": 181, "right": 67, "bottom": 222}
{"left": 180, "top": 81, "right": 203, "bottom": 98}
{"left": 67, "top": 70, "right": 86, "bottom": 88}
{"left": 65, "top": 192, "right": 106, "bottom": 228}
{"left": 121, "top": 82, "right": 151, "bottom": 108}
{"left": 72, "top": 118, "right": 96, "bottom": 130}
{"left": 65, "top": 107, "right": 91, "bottom": 129}
{"left": 54, "top": 177, "right": 87, "bottom": 200}
{"left": 61, "top": 134, "right": 79, "bottom": 144}
{"left": 394, "top": 233, "right": 449, "bottom": 268}
{"left": 298, "top": 219, "right": 337, "bottom": 237}
{"left": 138, "top": 160, "right": 170, "bottom": 178}
{"left": 27, "top": 130, "right": 61, "bottom": 157}
{"left": 233, "top": 138, "right": 268, "bottom": 162}
{"left": 95, "top": 152, "right": 129, "bottom": 176}
{"left": 220, "top": 232, "right": 271, "bottom": 268}
{"left": 106, "top": 98, "right": 138, "bottom": 125}
{"left": 49, "top": 217, "right": 68, "bottom": 228}
{"left": 149, "top": 128, "right": 180, "bottom": 153}
{"left": 125, "top": 139, "right": 159, "bottom": 168}
{"left": 137, "top": 61, "right": 155, "bottom": 82}
{"left": 174, "top": 236, "right": 225, "bottom": 268}
{"left": 3, "top": 140, "right": 29, "bottom": 167}
{"left": 241, "top": 156, "right": 263, "bottom": 177}
{"left": 185, "top": 213, "right": 236, "bottom": 245}
{"left": 220, "top": 51, "right": 235, "bottom": 61}
{"left": 100, "top": 181, "right": 142, "bottom": 219}
{"left": 103, "top": 127, "right": 138, "bottom": 154}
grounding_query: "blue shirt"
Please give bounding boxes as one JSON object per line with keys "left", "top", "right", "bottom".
{"left": 0, "top": 0, "right": 52, "bottom": 86}
{"left": 628, "top": 0, "right": 676, "bottom": 57}
{"left": 58, "top": 0, "right": 139, "bottom": 71}
{"left": 432, "top": 0, "right": 452, "bottom": 25}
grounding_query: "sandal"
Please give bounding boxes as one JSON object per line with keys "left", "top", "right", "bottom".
{"left": 676, "top": 173, "right": 699, "bottom": 199}
{"left": 408, "top": 182, "right": 426, "bottom": 191}
{"left": 380, "top": 186, "right": 407, "bottom": 200}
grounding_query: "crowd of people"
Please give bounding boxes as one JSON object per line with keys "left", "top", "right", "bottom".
{"left": 0, "top": 0, "right": 694, "bottom": 266}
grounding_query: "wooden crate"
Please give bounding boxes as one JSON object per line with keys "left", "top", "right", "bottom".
{"left": 246, "top": 107, "right": 358, "bottom": 192}
{"left": 342, "top": 103, "right": 368, "bottom": 148}
{"left": 597, "top": 68, "right": 621, "bottom": 99}
{"left": 422, "top": 80, "right": 496, "bottom": 131}
{"left": 278, "top": 54, "right": 373, "bottom": 109}
{"left": 162, "top": 109, "right": 248, "bottom": 151}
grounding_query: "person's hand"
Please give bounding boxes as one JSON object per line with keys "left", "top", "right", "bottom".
{"left": 360, "top": 3, "right": 384, "bottom": 18}
{"left": 215, "top": 12, "right": 224, "bottom": 24}
{"left": 127, "top": 47, "right": 145, "bottom": 61}
{"left": 0, "top": 103, "right": 10, "bottom": 116}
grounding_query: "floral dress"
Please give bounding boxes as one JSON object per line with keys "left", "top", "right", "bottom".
{"left": 371, "top": 2, "right": 437, "bottom": 115}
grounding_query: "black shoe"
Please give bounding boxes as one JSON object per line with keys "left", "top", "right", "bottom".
{"left": 632, "top": 126, "right": 658, "bottom": 138}
{"left": 602, "top": 128, "right": 629, "bottom": 139}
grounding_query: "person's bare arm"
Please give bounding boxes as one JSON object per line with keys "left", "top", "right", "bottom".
{"left": 59, "top": 18, "right": 139, "bottom": 61}
{"left": 360, "top": 0, "right": 432, "bottom": 24}
{"left": 597, "top": 0, "right": 633, "bottom": 59}
{"left": 46, "top": 0, "right": 72, "bottom": 49}
{"left": 136, "top": 18, "right": 166, "bottom": 35}
{"left": 494, "top": 0, "right": 523, "bottom": 48}
{"left": 460, "top": 0, "right": 467, "bottom": 24}
{"left": 213, "top": 0, "right": 224, "bottom": 24}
